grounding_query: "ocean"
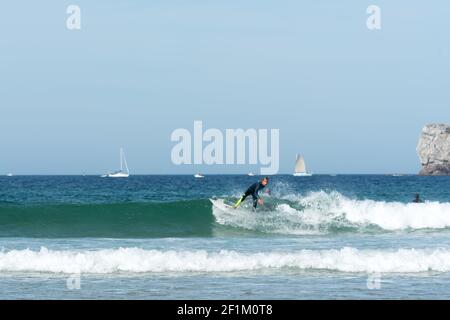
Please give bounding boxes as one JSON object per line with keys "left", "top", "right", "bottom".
{"left": 1, "top": 174, "right": 450, "bottom": 299}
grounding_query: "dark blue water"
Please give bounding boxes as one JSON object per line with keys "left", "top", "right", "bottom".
{"left": 1, "top": 175, "right": 449, "bottom": 204}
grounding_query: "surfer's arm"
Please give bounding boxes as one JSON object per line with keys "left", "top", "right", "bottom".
{"left": 254, "top": 184, "right": 268, "bottom": 198}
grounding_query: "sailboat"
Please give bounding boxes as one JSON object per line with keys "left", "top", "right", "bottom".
{"left": 107, "top": 148, "right": 130, "bottom": 178}
{"left": 293, "top": 154, "right": 312, "bottom": 176}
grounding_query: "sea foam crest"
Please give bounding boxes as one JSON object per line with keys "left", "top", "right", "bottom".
{"left": 212, "top": 191, "right": 450, "bottom": 234}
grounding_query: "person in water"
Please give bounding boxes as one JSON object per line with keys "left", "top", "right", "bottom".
{"left": 413, "top": 193, "right": 423, "bottom": 203}
{"left": 234, "top": 177, "right": 270, "bottom": 210}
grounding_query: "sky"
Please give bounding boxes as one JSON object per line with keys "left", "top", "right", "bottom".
{"left": 0, "top": 1, "right": 449, "bottom": 174}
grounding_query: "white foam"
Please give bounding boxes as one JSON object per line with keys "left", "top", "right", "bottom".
{"left": 1, "top": 247, "right": 450, "bottom": 274}
{"left": 341, "top": 198, "right": 450, "bottom": 230}
{"left": 212, "top": 191, "right": 450, "bottom": 233}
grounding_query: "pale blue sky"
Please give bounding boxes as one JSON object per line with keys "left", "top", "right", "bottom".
{"left": 0, "top": 1, "right": 449, "bottom": 174}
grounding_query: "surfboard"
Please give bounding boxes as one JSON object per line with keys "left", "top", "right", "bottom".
{"left": 210, "top": 198, "right": 234, "bottom": 211}
{"left": 210, "top": 198, "right": 257, "bottom": 215}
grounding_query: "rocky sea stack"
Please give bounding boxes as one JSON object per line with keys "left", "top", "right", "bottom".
{"left": 417, "top": 124, "right": 450, "bottom": 175}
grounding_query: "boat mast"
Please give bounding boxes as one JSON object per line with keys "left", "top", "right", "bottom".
{"left": 120, "top": 148, "right": 123, "bottom": 172}
{"left": 123, "top": 150, "right": 129, "bottom": 174}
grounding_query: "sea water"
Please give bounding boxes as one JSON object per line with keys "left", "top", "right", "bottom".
{"left": 0, "top": 175, "right": 450, "bottom": 299}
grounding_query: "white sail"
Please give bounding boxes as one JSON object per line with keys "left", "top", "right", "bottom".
{"left": 108, "top": 148, "right": 130, "bottom": 178}
{"left": 121, "top": 148, "right": 130, "bottom": 175}
{"left": 294, "top": 155, "right": 306, "bottom": 173}
{"left": 293, "top": 154, "right": 312, "bottom": 176}
{"left": 120, "top": 148, "right": 123, "bottom": 171}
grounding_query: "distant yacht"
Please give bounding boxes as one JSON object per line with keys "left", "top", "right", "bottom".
{"left": 6, "top": 173, "right": 13, "bottom": 177}
{"left": 293, "top": 154, "right": 312, "bottom": 177}
{"left": 248, "top": 172, "right": 255, "bottom": 176}
{"left": 107, "top": 148, "right": 130, "bottom": 178}
{"left": 194, "top": 173, "right": 204, "bottom": 178}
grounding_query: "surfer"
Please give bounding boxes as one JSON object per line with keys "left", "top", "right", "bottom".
{"left": 413, "top": 193, "right": 423, "bottom": 203}
{"left": 234, "top": 177, "right": 270, "bottom": 210}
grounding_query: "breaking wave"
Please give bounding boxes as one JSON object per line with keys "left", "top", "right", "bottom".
{"left": 1, "top": 191, "right": 450, "bottom": 238}
{"left": 212, "top": 191, "right": 450, "bottom": 235}
{"left": 2, "top": 246, "right": 450, "bottom": 274}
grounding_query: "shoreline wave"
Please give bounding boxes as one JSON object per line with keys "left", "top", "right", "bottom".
{"left": 1, "top": 246, "right": 450, "bottom": 274}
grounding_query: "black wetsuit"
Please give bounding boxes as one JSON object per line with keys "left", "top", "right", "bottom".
{"left": 241, "top": 182, "right": 266, "bottom": 209}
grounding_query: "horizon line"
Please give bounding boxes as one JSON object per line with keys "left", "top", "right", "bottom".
{"left": 1, "top": 173, "right": 421, "bottom": 176}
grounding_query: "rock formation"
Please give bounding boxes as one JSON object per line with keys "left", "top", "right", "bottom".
{"left": 417, "top": 124, "right": 450, "bottom": 175}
